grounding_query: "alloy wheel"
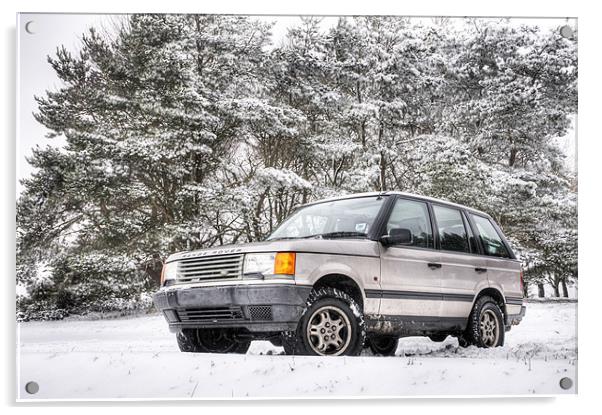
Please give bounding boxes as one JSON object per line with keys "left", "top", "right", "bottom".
{"left": 479, "top": 309, "right": 500, "bottom": 347}
{"left": 306, "top": 305, "right": 352, "bottom": 356}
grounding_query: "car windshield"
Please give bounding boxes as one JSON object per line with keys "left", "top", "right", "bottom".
{"left": 266, "top": 196, "right": 387, "bottom": 241}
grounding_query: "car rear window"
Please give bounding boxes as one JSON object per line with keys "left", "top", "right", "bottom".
{"left": 470, "top": 214, "right": 510, "bottom": 258}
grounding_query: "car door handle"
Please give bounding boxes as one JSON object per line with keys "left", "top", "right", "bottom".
{"left": 475, "top": 267, "right": 488, "bottom": 273}
{"left": 427, "top": 263, "right": 442, "bottom": 270}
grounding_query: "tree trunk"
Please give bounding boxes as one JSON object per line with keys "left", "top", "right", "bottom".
{"left": 360, "top": 122, "right": 366, "bottom": 148}
{"left": 537, "top": 283, "right": 545, "bottom": 298}
{"left": 509, "top": 147, "right": 517, "bottom": 167}
{"left": 379, "top": 151, "right": 387, "bottom": 191}
{"left": 552, "top": 283, "right": 560, "bottom": 298}
{"left": 143, "top": 255, "right": 163, "bottom": 289}
{"left": 561, "top": 279, "right": 569, "bottom": 298}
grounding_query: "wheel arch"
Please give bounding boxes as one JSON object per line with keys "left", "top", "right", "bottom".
{"left": 312, "top": 273, "right": 365, "bottom": 311}
{"left": 473, "top": 287, "right": 507, "bottom": 319}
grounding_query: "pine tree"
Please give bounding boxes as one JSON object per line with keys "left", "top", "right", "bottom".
{"left": 17, "top": 16, "right": 578, "bottom": 317}
{"left": 18, "top": 14, "right": 275, "bottom": 314}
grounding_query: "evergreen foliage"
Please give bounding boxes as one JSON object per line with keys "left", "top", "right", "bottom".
{"left": 17, "top": 16, "right": 578, "bottom": 318}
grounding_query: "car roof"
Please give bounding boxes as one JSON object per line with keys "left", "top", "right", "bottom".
{"left": 298, "top": 191, "right": 492, "bottom": 218}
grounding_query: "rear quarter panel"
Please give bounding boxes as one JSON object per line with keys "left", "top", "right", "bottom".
{"left": 486, "top": 257, "right": 523, "bottom": 314}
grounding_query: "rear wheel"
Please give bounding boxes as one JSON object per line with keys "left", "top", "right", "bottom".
{"left": 367, "top": 336, "right": 399, "bottom": 356}
{"left": 295, "top": 287, "right": 365, "bottom": 356}
{"left": 465, "top": 296, "right": 505, "bottom": 348}
{"left": 176, "top": 329, "right": 251, "bottom": 354}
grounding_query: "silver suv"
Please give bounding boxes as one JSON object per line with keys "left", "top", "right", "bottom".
{"left": 153, "top": 192, "right": 525, "bottom": 356}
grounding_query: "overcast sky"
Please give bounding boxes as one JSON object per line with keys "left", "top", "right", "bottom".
{"left": 16, "top": 14, "right": 577, "bottom": 195}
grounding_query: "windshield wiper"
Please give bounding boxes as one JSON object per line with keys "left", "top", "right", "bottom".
{"left": 267, "top": 232, "right": 368, "bottom": 241}
{"left": 317, "top": 231, "right": 368, "bottom": 239}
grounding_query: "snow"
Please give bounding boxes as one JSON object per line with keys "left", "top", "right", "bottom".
{"left": 17, "top": 301, "right": 576, "bottom": 399}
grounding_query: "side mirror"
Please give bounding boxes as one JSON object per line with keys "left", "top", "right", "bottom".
{"left": 381, "top": 228, "right": 413, "bottom": 246}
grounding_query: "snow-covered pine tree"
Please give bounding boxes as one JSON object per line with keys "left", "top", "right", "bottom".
{"left": 433, "top": 20, "right": 577, "bottom": 291}
{"left": 17, "top": 16, "right": 578, "bottom": 317}
{"left": 18, "top": 14, "right": 275, "bottom": 315}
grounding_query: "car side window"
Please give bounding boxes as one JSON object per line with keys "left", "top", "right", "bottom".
{"left": 432, "top": 205, "right": 470, "bottom": 253}
{"left": 385, "top": 198, "right": 433, "bottom": 248}
{"left": 470, "top": 214, "right": 510, "bottom": 258}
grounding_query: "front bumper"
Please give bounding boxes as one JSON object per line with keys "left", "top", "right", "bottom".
{"left": 153, "top": 284, "right": 312, "bottom": 333}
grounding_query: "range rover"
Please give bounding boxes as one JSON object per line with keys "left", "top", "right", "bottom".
{"left": 153, "top": 192, "right": 525, "bottom": 356}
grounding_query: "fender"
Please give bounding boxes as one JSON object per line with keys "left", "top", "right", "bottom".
{"left": 307, "top": 262, "right": 366, "bottom": 297}
{"left": 485, "top": 280, "right": 507, "bottom": 303}
{"left": 294, "top": 252, "right": 380, "bottom": 313}
{"left": 472, "top": 280, "right": 505, "bottom": 308}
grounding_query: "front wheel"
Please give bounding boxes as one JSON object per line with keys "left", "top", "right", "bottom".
{"left": 176, "top": 329, "right": 251, "bottom": 354}
{"left": 296, "top": 287, "right": 365, "bottom": 356}
{"left": 465, "top": 296, "right": 505, "bottom": 348}
{"left": 428, "top": 334, "right": 448, "bottom": 342}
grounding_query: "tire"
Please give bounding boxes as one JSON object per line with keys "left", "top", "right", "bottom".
{"left": 176, "top": 329, "right": 251, "bottom": 354}
{"left": 295, "top": 287, "right": 365, "bottom": 356}
{"left": 457, "top": 334, "right": 470, "bottom": 348}
{"left": 465, "top": 296, "right": 505, "bottom": 348}
{"left": 367, "top": 335, "right": 399, "bottom": 356}
{"left": 428, "top": 334, "right": 448, "bottom": 342}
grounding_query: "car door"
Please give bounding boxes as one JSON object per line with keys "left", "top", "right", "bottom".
{"left": 378, "top": 197, "right": 443, "bottom": 318}
{"left": 431, "top": 205, "right": 488, "bottom": 323}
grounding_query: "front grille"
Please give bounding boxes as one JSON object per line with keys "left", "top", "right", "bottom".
{"left": 248, "top": 305, "right": 273, "bottom": 321}
{"left": 177, "top": 307, "right": 244, "bottom": 322}
{"left": 176, "top": 254, "right": 243, "bottom": 283}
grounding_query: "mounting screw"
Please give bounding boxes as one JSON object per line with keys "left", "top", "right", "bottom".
{"left": 559, "top": 377, "right": 573, "bottom": 390}
{"left": 25, "top": 21, "right": 35, "bottom": 35}
{"left": 560, "top": 25, "right": 574, "bottom": 39}
{"left": 25, "top": 381, "right": 39, "bottom": 394}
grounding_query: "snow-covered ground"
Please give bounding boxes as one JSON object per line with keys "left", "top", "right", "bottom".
{"left": 16, "top": 301, "right": 577, "bottom": 400}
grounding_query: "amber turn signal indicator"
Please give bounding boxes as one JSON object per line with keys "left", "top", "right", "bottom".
{"left": 274, "top": 252, "right": 296, "bottom": 275}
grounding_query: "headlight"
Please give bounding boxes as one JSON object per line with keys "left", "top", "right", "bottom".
{"left": 243, "top": 253, "right": 276, "bottom": 277}
{"left": 161, "top": 262, "right": 178, "bottom": 286}
{"left": 243, "top": 252, "right": 296, "bottom": 279}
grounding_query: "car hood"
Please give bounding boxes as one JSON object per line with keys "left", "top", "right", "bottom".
{"left": 166, "top": 239, "right": 380, "bottom": 262}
